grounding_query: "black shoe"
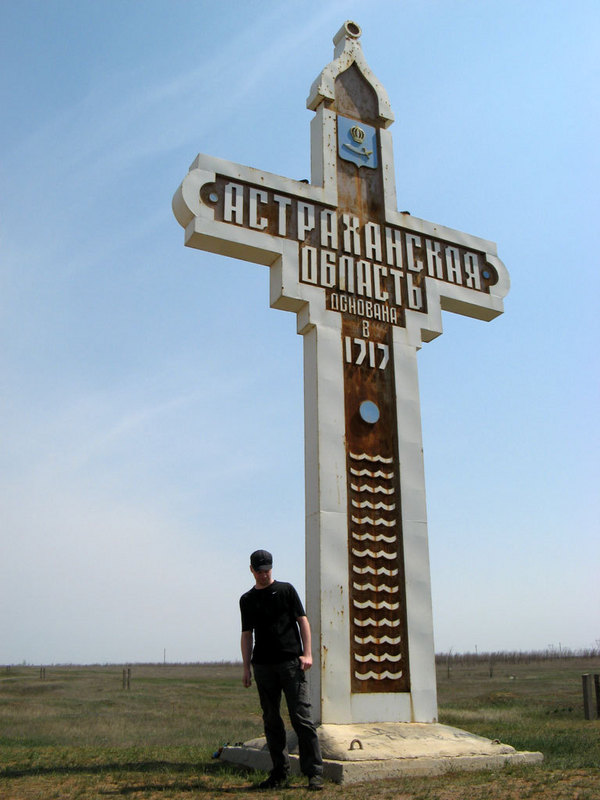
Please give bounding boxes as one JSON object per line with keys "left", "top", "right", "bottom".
{"left": 258, "top": 773, "right": 289, "bottom": 790}
{"left": 308, "top": 774, "right": 324, "bottom": 791}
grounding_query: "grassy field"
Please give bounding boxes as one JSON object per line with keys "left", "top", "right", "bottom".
{"left": 0, "top": 658, "right": 599, "bottom": 799}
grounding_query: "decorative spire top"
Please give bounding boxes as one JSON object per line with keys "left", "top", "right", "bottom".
{"left": 307, "top": 20, "right": 394, "bottom": 127}
{"left": 333, "top": 20, "right": 362, "bottom": 54}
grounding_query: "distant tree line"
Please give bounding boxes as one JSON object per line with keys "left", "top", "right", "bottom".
{"left": 435, "top": 646, "right": 600, "bottom": 666}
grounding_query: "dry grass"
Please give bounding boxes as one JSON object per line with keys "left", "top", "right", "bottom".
{"left": 1, "top": 659, "right": 599, "bottom": 799}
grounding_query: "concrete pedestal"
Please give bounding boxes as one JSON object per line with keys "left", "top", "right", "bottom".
{"left": 220, "top": 722, "right": 543, "bottom": 784}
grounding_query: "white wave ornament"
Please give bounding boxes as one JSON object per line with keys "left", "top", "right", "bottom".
{"left": 352, "top": 565, "right": 398, "bottom": 576}
{"left": 352, "top": 499, "right": 396, "bottom": 511}
{"left": 351, "top": 516, "right": 396, "bottom": 527}
{"left": 349, "top": 452, "right": 394, "bottom": 464}
{"left": 351, "top": 549, "right": 397, "bottom": 560}
{"left": 354, "top": 652, "right": 402, "bottom": 663}
{"left": 353, "top": 600, "right": 400, "bottom": 610}
{"left": 352, "top": 531, "right": 397, "bottom": 544}
{"left": 351, "top": 483, "right": 395, "bottom": 495}
{"left": 353, "top": 617, "right": 400, "bottom": 627}
{"left": 354, "top": 635, "right": 401, "bottom": 645}
{"left": 350, "top": 468, "right": 394, "bottom": 479}
{"left": 354, "top": 670, "right": 403, "bottom": 681}
{"left": 352, "top": 582, "right": 398, "bottom": 593}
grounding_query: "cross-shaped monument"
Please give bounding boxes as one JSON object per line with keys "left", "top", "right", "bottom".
{"left": 174, "top": 21, "right": 541, "bottom": 782}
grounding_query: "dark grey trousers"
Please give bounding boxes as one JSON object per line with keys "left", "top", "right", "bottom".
{"left": 253, "top": 658, "right": 323, "bottom": 778}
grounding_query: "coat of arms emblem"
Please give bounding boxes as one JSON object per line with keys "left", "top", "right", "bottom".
{"left": 337, "top": 115, "right": 378, "bottom": 169}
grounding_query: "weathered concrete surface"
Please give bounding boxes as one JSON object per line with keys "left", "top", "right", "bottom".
{"left": 220, "top": 722, "right": 543, "bottom": 784}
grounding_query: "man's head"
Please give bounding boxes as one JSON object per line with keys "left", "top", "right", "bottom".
{"left": 250, "top": 549, "right": 273, "bottom": 572}
{"left": 250, "top": 550, "right": 274, "bottom": 588}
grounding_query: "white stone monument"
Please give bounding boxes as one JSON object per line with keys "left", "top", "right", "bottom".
{"left": 173, "top": 21, "right": 542, "bottom": 783}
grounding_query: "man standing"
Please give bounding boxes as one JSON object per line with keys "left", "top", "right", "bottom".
{"left": 240, "top": 549, "right": 324, "bottom": 791}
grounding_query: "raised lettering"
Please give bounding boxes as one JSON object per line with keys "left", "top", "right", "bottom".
{"left": 320, "top": 249, "right": 336, "bottom": 287}
{"left": 342, "top": 214, "right": 361, "bottom": 255}
{"left": 407, "top": 273, "right": 423, "bottom": 310}
{"left": 445, "top": 246, "right": 462, "bottom": 284}
{"left": 321, "top": 209, "right": 338, "bottom": 249}
{"left": 385, "top": 226, "right": 403, "bottom": 267}
{"left": 368, "top": 340, "right": 376, "bottom": 367}
{"left": 378, "top": 343, "right": 389, "bottom": 370}
{"left": 373, "top": 264, "right": 389, "bottom": 302}
{"left": 364, "top": 222, "right": 382, "bottom": 262}
{"left": 390, "top": 268, "right": 404, "bottom": 306}
{"left": 354, "top": 338, "right": 367, "bottom": 365}
{"left": 426, "top": 239, "right": 444, "bottom": 279}
{"left": 249, "top": 188, "right": 268, "bottom": 230}
{"left": 273, "top": 194, "right": 291, "bottom": 236}
{"left": 406, "top": 234, "right": 423, "bottom": 272}
{"left": 339, "top": 255, "right": 355, "bottom": 293}
{"left": 356, "top": 260, "right": 373, "bottom": 298}
{"left": 464, "top": 252, "right": 481, "bottom": 290}
{"left": 301, "top": 246, "right": 318, "bottom": 284}
{"left": 298, "top": 202, "right": 315, "bottom": 241}
{"left": 224, "top": 182, "right": 244, "bottom": 224}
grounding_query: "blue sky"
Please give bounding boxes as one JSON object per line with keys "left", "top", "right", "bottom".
{"left": 1, "top": 0, "right": 598, "bottom": 665}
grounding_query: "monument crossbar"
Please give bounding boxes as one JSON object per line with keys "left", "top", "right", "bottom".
{"left": 175, "top": 153, "right": 508, "bottom": 344}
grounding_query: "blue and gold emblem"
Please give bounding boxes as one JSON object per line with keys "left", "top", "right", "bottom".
{"left": 337, "top": 115, "right": 378, "bottom": 169}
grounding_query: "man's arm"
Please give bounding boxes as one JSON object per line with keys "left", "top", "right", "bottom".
{"left": 297, "top": 615, "right": 313, "bottom": 671}
{"left": 241, "top": 630, "right": 253, "bottom": 687}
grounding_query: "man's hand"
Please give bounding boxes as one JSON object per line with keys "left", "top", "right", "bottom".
{"left": 297, "top": 616, "right": 314, "bottom": 671}
{"left": 299, "top": 654, "right": 313, "bottom": 671}
{"left": 241, "top": 631, "right": 253, "bottom": 687}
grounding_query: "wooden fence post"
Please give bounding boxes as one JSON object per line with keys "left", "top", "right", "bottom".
{"left": 594, "top": 674, "right": 600, "bottom": 719}
{"left": 582, "top": 673, "right": 594, "bottom": 720}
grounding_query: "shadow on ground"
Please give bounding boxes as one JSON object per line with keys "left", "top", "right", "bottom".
{"left": 1, "top": 759, "right": 250, "bottom": 780}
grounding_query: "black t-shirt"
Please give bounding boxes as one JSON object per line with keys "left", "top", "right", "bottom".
{"left": 240, "top": 580, "right": 306, "bottom": 665}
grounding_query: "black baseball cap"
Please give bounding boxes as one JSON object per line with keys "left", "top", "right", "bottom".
{"left": 250, "top": 549, "right": 273, "bottom": 571}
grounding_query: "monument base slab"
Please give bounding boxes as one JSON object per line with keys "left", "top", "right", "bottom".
{"left": 219, "top": 722, "right": 543, "bottom": 784}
